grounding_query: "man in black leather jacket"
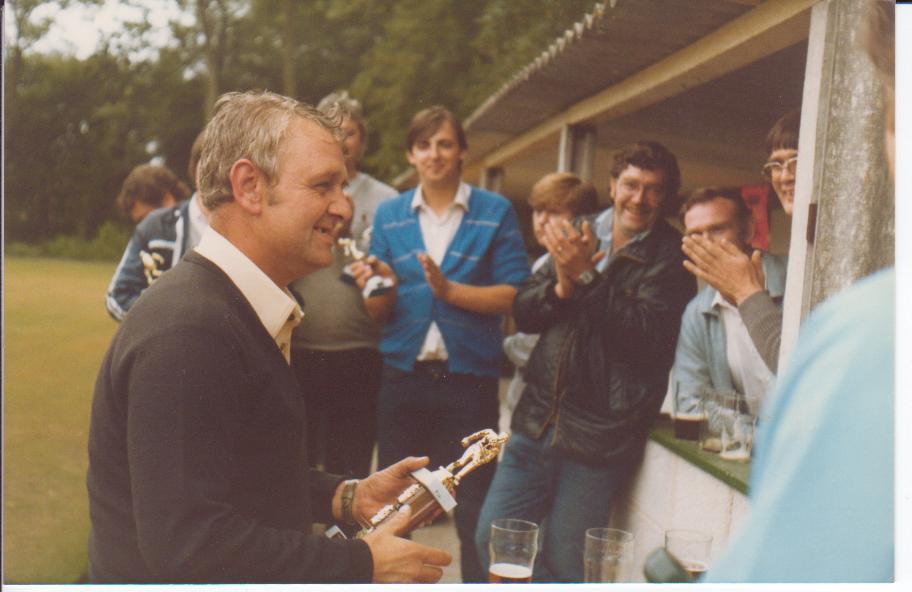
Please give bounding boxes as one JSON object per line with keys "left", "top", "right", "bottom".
{"left": 475, "top": 141, "right": 695, "bottom": 582}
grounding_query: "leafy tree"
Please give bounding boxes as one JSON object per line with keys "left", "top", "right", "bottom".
{"left": 4, "top": 0, "right": 599, "bottom": 243}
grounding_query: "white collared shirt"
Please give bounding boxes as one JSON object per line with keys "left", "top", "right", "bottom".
{"left": 187, "top": 193, "right": 209, "bottom": 250}
{"left": 713, "top": 291, "right": 775, "bottom": 405}
{"left": 195, "top": 227, "right": 303, "bottom": 364}
{"left": 412, "top": 182, "right": 472, "bottom": 361}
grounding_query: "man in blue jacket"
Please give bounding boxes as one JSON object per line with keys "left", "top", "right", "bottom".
{"left": 671, "top": 187, "right": 788, "bottom": 419}
{"left": 352, "top": 106, "right": 530, "bottom": 582}
{"left": 106, "top": 132, "right": 209, "bottom": 321}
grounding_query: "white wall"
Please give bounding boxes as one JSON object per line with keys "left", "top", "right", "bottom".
{"left": 608, "top": 441, "right": 750, "bottom": 582}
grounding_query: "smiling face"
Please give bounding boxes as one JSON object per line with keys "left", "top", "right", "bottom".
{"left": 406, "top": 120, "right": 466, "bottom": 189}
{"left": 766, "top": 147, "right": 797, "bottom": 215}
{"left": 259, "top": 119, "right": 351, "bottom": 283}
{"left": 611, "top": 165, "right": 667, "bottom": 242}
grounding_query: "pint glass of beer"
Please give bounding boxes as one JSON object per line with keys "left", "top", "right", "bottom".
{"left": 664, "top": 529, "right": 712, "bottom": 579}
{"left": 488, "top": 518, "right": 538, "bottom": 583}
{"left": 583, "top": 527, "right": 635, "bottom": 582}
{"left": 672, "top": 383, "right": 704, "bottom": 441}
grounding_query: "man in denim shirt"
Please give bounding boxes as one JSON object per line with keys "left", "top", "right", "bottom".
{"left": 671, "top": 187, "right": 787, "bottom": 416}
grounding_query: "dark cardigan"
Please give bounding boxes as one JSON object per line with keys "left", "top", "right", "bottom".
{"left": 87, "top": 251, "right": 373, "bottom": 583}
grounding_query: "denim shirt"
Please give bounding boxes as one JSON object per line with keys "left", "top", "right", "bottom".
{"left": 593, "top": 207, "right": 651, "bottom": 270}
{"left": 670, "top": 251, "right": 788, "bottom": 413}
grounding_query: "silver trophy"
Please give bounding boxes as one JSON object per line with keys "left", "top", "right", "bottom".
{"left": 338, "top": 227, "right": 395, "bottom": 298}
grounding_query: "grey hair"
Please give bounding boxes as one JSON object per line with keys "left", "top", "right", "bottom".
{"left": 198, "top": 90, "right": 344, "bottom": 210}
{"left": 318, "top": 90, "right": 367, "bottom": 140}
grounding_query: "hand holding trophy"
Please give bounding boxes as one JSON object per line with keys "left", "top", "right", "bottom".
{"left": 338, "top": 227, "right": 395, "bottom": 298}
{"left": 327, "top": 429, "right": 510, "bottom": 540}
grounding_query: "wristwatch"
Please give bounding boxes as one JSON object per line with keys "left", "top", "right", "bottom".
{"left": 577, "top": 269, "right": 597, "bottom": 286}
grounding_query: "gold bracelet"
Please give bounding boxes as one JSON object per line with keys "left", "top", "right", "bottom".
{"left": 341, "top": 479, "right": 359, "bottom": 525}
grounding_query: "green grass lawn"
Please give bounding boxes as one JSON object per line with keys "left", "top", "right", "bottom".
{"left": 4, "top": 256, "right": 118, "bottom": 583}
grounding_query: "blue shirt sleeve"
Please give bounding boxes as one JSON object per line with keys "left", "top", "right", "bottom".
{"left": 105, "top": 228, "right": 151, "bottom": 321}
{"left": 488, "top": 203, "right": 531, "bottom": 287}
{"left": 706, "top": 270, "right": 894, "bottom": 583}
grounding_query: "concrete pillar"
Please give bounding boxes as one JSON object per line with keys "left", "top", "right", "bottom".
{"left": 780, "top": 0, "right": 893, "bottom": 365}
{"left": 557, "top": 124, "right": 598, "bottom": 180}
{"left": 479, "top": 167, "right": 504, "bottom": 194}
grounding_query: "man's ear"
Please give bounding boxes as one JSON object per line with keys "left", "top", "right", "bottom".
{"left": 229, "top": 159, "right": 264, "bottom": 215}
{"left": 609, "top": 177, "right": 618, "bottom": 204}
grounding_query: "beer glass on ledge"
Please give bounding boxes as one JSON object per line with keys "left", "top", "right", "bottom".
{"left": 672, "top": 382, "right": 704, "bottom": 441}
{"left": 583, "top": 527, "right": 635, "bottom": 582}
{"left": 488, "top": 518, "right": 539, "bottom": 583}
{"left": 665, "top": 529, "right": 713, "bottom": 580}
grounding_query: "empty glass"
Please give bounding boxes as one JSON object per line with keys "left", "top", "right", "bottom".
{"left": 700, "top": 388, "right": 755, "bottom": 460}
{"left": 583, "top": 527, "right": 635, "bottom": 583}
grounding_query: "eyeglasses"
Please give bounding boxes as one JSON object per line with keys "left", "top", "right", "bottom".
{"left": 618, "top": 179, "right": 666, "bottom": 200}
{"left": 761, "top": 156, "right": 798, "bottom": 180}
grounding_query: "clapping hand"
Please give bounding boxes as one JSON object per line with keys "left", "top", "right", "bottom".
{"left": 417, "top": 253, "right": 450, "bottom": 301}
{"left": 540, "top": 218, "right": 605, "bottom": 298}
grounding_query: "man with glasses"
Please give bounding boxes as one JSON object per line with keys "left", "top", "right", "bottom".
{"left": 681, "top": 111, "right": 799, "bottom": 371}
{"left": 475, "top": 141, "right": 695, "bottom": 582}
{"left": 707, "top": 2, "right": 893, "bottom": 580}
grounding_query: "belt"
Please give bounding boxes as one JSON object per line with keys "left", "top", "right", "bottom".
{"left": 413, "top": 360, "right": 449, "bottom": 381}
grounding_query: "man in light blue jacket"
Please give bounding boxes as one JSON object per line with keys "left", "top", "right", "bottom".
{"left": 671, "top": 187, "right": 787, "bottom": 415}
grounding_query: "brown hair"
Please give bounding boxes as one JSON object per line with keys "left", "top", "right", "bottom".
{"left": 117, "top": 164, "right": 191, "bottom": 217}
{"left": 610, "top": 141, "right": 681, "bottom": 212}
{"left": 681, "top": 186, "right": 753, "bottom": 236}
{"left": 406, "top": 106, "right": 467, "bottom": 152}
{"left": 528, "top": 172, "right": 599, "bottom": 216}
{"left": 765, "top": 110, "right": 801, "bottom": 155}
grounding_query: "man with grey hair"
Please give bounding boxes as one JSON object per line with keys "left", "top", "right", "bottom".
{"left": 291, "top": 90, "right": 397, "bottom": 479}
{"left": 87, "top": 90, "right": 451, "bottom": 584}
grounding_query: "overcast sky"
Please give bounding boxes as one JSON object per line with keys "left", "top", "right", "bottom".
{"left": 9, "top": 0, "right": 185, "bottom": 59}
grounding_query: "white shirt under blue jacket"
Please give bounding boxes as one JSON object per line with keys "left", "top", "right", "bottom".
{"left": 368, "top": 185, "right": 530, "bottom": 376}
{"left": 707, "top": 267, "right": 894, "bottom": 582}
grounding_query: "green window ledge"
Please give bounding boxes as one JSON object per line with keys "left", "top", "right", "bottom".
{"left": 649, "top": 416, "right": 751, "bottom": 495}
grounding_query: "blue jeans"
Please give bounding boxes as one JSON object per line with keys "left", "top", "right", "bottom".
{"left": 475, "top": 428, "right": 632, "bottom": 582}
{"left": 376, "top": 362, "right": 499, "bottom": 583}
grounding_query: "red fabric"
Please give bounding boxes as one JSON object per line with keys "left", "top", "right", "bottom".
{"left": 741, "top": 184, "right": 770, "bottom": 250}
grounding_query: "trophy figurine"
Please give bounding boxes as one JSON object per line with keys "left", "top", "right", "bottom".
{"left": 139, "top": 250, "right": 166, "bottom": 285}
{"left": 326, "top": 429, "right": 509, "bottom": 540}
{"left": 338, "top": 226, "right": 395, "bottom": 298}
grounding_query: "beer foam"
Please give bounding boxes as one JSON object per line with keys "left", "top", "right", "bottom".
{"left": 489, "top": 563, "right": 532, "bottom": 579}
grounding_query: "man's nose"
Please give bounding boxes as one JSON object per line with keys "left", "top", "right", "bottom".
{"left": 330, "top": 189, "right": 353, "bottom": 221}
{"left": 781, "top": 162, "right": 797, "bottom": 181}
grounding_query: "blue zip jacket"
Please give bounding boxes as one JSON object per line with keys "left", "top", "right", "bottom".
{"left": 670, "top": 251, "right": 788, "bottom": 413}
{"left": 105, "top": 199, "right": 194, "bottom": 321}
{"left": 369, "top": 186, "right": 530, "bottom": 377}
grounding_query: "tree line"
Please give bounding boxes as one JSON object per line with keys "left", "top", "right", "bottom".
{"left": 4, "top": 0, "right": 594, "bottom": 245}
